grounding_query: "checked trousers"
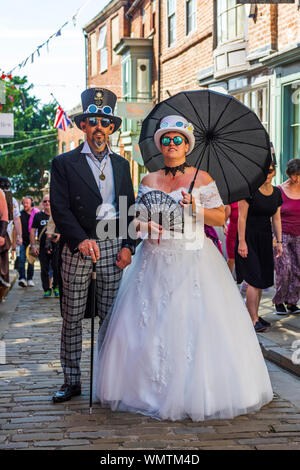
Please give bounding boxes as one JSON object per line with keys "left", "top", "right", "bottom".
{"left": 60, "top": 238, "right": 123, "bottom": 386}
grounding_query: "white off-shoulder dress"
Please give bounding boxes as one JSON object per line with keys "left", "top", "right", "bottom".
{"left": 93, "top": 182, "right": 273, "bottom": 421}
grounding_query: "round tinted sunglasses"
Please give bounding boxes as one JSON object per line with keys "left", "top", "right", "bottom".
{"left": 87, "top": 117, "right": 111, "bottom": 128}
{"left": 161, "top": 136, "right": 185, "bottom": 146}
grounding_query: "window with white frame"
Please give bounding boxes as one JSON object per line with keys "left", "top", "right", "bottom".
{"left": 151, "top": 0, "right": 156, "bottom": 29}
{"left": 123, "top": 59, "right": 130, "bottom": 99}
{"left": 167, "top": 0, "right": 176, "bottom": 47}
{"left": 233, "top": 87, "right": 269, "bottom": 131}
{"left": 217, "top": 0, "right": 245, "bottom": 45}
{"left": 137, "top": 59, "right": 150, "bottom": 101}
{"left": 186, "top": 0, "right": 196, "bottom": 36}
{"left": 142, "top": 8, "right": 146, "bottom": 36}
{"left": 111, "top": 16, "right": 119, "bottom": 66}
{"left": 98, "top": 24, "right": 107, "bottom": 73}
{"left": 122, "top": 59, "right": 130, "bottom": 131}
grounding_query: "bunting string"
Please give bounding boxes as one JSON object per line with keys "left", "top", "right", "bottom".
{"left": 7, "top": 0, "right": 93, "bottom": 75}
{"left": 0, "top": 132, "right": 57, "bottom": 148}
{"left": 0, "top": 139, "right": 57, "bottom": 157}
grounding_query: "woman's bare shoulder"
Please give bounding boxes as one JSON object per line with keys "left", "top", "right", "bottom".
{"left": 194, "top": 170, "right": 214, "bottom": 187}
{"left": 140, "top": 171, "right": 161, "bottom": 187}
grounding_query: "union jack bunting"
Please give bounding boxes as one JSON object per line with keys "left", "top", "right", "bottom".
{"left": 54, "top": 106, "right": 71, "bottom": 131}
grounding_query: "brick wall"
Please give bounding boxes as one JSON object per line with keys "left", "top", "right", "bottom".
{"left": 277, "top": 3, "right": 300, "bottom": 49}
{"left": 57, "top": 1, "right": 300, "bottom": 156}
{"left": 248, "top": 5, "right": 275, "bottom": 54}
{"left": 130, "top": 0, "right": 154, "bottom": 39}
{"left": 248, "top": 3, "right": 300, "bottom": 55}
{"left": 160, "top": 0, "right": 213, "bottom": 98}
{"left": 86, "top": 2, "right": 131, "bottom": 99}
{"left": 57, "top": 126, "right": 84, "bottom": 154}
{"left": 57, "top": 0, "right": 131, "bottom": 155}
{"left": 129, "top": 0, "right": 159, "bottom": 102}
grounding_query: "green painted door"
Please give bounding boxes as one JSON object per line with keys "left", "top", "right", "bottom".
{"left": 282, "top": 83, "right": 300, "bottom": 176}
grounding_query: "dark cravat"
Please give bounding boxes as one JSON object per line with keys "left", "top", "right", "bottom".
{"left": 92, "top": 147, "right": 108, "bottom": 163}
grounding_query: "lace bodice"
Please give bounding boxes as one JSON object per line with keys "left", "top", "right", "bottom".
{"left": 136, "top": 181, "right": 224, "bottom": 209}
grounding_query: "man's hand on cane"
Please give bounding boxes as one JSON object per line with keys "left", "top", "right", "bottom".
{"left": 78, "top": 239, "right": 100, "bottom": 263}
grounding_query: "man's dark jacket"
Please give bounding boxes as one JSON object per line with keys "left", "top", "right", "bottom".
{"left": 50, "top": 143, "right": 136, "bottom": 252}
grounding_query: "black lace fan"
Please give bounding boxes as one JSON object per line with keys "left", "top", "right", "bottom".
{"left": 136, "top": 190, "right": 184, "bottom": 233}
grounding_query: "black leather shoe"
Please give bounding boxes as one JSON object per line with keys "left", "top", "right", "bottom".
{"left": 286, "top": 304, "right": 300, "bottom": 314}
{"left": 259, "top": 316, "right": 271, "bottom": 327}
{"left": 52, "top": 383, "right": 81, "bottom": 403}
{"left": 254, "top": 320, "right": 267, "bottom": 333}
{"left": 275, "top": 303, "right": 288, "bottom": 315}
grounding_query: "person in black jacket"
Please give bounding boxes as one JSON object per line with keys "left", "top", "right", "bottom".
{"left": 50, "top": 88, "right": 136, "bottom": 403}
{"left": 30, "top": 195, "right": 60, "bottom": 298}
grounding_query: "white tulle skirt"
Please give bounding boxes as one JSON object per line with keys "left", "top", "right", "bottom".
{"left": 93, "top": 236, "right": 273, "bottom": 421}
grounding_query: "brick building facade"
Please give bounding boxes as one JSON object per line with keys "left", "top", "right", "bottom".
{"left": 58, "top": 0, "right": 300, "bottom": 184}
{"left": 57, "top": 0, "right": 130, "bottom": 159}
{"left": 196, "top": 1, "right": 300, "bottom": 182}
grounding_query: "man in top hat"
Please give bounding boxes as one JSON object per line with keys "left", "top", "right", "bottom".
{"left": 50, "top": 88, "right": 136, "bottom": 403}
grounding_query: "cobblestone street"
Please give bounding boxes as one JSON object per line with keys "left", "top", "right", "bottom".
{"left": 1, "top": 273, "right": 300, "bottom": 451}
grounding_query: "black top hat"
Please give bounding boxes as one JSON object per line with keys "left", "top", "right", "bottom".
{"left": 74, "top": 88, "right": 122, "bottom": 132}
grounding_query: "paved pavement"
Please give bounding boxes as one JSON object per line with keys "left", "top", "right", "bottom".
{"left": 1, "top": 269, "right": 300, "bottom": 450}
{"left": 247, "top": 287, "right": 300, "bottom": 377}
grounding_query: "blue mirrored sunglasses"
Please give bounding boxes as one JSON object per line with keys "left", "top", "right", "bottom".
{"left": 161, "top": 136, "right": 184, "bottom": 146}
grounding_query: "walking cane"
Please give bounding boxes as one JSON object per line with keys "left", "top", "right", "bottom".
{"left": 89, "top": 262, "right": 97, "bottom": 414}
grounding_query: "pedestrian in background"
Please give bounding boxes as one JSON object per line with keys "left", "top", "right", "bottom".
{"left": 18, "top": 196, "right": 39, "bottom": 287}
{"left": 204, "top": 225, "right": 223, "bottom": 254}
{"left": 30, "top": 195, "right": 59, "bottom": 298}
{"left": 235, "top": 159, "right": 282, "bottom": 333}
{"left": 224, "top": 202, "right": 239, "bottom": 273}
{"left": 273, "top": 158, "right": 300, "bottom": 315}
{"left": 0, "top": 188, "right": 10, "bottom": 293}
{"left": 45, "top": 214, "right": 60, "bottom": 297}
{"left": 0, "top": 177, "right": 22, "bottom": 258}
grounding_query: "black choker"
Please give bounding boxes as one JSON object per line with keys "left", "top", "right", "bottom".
{"left": 163, "top": 162, "right": 190, "bottom": 177}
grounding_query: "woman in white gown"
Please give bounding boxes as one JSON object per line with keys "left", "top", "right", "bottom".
{"left": 93, "top": 115, "right": 273, "bottom": 421}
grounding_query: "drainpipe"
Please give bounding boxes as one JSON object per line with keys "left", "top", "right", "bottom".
{"left": 84, "top": 31, "right": 88, "bottom": 89}
{"left": 158, "top": 0, "right": 161, "bottom": 102}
